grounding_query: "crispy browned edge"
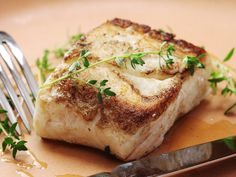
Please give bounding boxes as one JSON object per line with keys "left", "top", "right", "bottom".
{"left": 109, "top": 18, "right": 206, "bottom": 56}
{"left": 53, "top": 18, "right": 206, "bottom": 134}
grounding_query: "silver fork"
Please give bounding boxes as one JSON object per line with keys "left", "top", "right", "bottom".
{"left": 0, "top": 31, "right": 38, "bottom": 134}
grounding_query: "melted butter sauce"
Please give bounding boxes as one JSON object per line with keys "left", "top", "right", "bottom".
{"left": 0, "top": 150, "right": 47, "bottom": 169}
{"left": 1, "top": 157, "right": 33, "bottom": 169}
{"left": 0, "top": 148, "right": 47, "bottom": 177}
{"left": 16, "top": 168, "right": 34, "bottom": 177}
{"left": 153, "top": 95, "right": 236, "bottom": 155}
{"left": 26, "top": 150, "right": 48, "bottom": 169}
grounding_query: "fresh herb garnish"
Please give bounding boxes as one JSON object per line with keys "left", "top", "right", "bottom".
{"left": 48, "top": 42, "right": 175, "bottom": 86}
{"left": 183, "top": 54, "right": 205, "bottom": 75}
{"left": 80, "top": 50, "right": 91, "bottom": 59}
{"left": 68, "top": 50, "right": 91, "bottom": 71}
{"left": 208, "top": 71, "right": 226, "bottom": 94}
{"left": 209, "top": 49, "right": 236, "bottom": 115}
{"left": 224, "top": 48, "right": 234, "bottom": 62}
{"left": 53, "top": 48, "right": 67, "bottom": 59}
{"left": 42, "top": 42, "right": 206, "bottom": 88}
{"left": 222, "top": 137, "right": 235, "bottom": 151}
{"left": 130, "top": 53, "right": 145, "bottom": 69}
{"left": 53, "top": 33, "right": 85, "bottom": 59}
{"left": 69, "top": 33, "right": 84, "bottom": 44}
{"left": 165, "top": 44, "right": 175, "bottom": 68}
{"left": 0, "top": 109, "right": 28, "bottom": 159}
{"left": 157, "top": 41, "right": 175, "bottom": 69}
{"left": 87, "top": 79, "right": 116, "bottom": 102}
{"left": 36, "top": 33, "right": 85, "bottom": 84}
{"left": 41, "top": 41, "right": 206, "bottom": 103}
{"left": 36, "top": 50, "right": 55, "bottom": 84}
{"left": 41, "top": 51, "right": 154, "bottom": 88}
{"left": 0, "top": 109, "right": 7, "bottom": 114}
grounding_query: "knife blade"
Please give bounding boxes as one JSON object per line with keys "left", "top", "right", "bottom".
{"left": 89, "top": 135, "right": 236, "bottom": 177}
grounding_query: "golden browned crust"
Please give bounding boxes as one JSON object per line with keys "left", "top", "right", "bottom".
{"left": 53, "top": 73, "right": 183, "bottom": 134}
{"left": 55, "top": 79, "right": 99, "bottom": 121}
{"left": 51, "top": 18, "right": 204, "bottom": 134}
{"left": 98, "top": 78, "right": 182, "bottom": 134}
{"left": 109, "top": 18, "right": 205, "bottom": 56}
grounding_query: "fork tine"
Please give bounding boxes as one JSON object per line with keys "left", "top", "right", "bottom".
{"left": 0, "top": 32, "right": 38, "bottom": 98}
{"left": 0, "top": 65, "right": 31, "bottom": 133}
{"left": 0, "top": 44, "right": 34, "bottom": 117}
{"left": 0, "top": 87, "right": 21, "bottom": 135}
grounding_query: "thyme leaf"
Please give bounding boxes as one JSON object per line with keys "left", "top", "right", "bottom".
{"left": 42, "top": 42, "right": 206, "bottom": 88}
{"left": 103, "top": 87, "right": 116, "bottom": 96}
{"left": 130, "top": 53, "right": 146, "bottom": 69}
{"left": 222, "top": 137, "right": 235, "bottom": 151}
{"left": 53, "top": 33, "right": 85, "bottom": 59}
{"left": 53, "top": 48, "right": 67, "bottom": 58}
{"left": 83, "top": 58, "right": 90, "bottom": 68}
{"left": 183, "top": 54, "right": 205, "bottom": 75}
{"left": 87, "top": 80, "right": 97, "bottom": 85}
{"left": 0, "top": 109, "right": 28, "bottom": 159}
{"left": 100, "top": 80, "right": 108, "bottom": 86}
{"left": 41, "top": 41, "right": 208, "bottom": 105}
{"left": 87, "top": 79, "right": 116, "bottom": 102}
{"left": 224, "top": 48, "right": 234, "bottom": 62}
{"left": 69, "top": 33, "right": 84, "bottom": 43}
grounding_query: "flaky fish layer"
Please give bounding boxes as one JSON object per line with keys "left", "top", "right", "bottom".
{"left": 33, "top": 18, "right": 212, "bottom": 160}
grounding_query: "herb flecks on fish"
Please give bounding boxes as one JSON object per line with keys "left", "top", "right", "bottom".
{"left": 87, "top": 79, "right": 116, "bottom": 103}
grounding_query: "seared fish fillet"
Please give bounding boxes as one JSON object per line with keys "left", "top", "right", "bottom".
{"left": 33, "top": 18, "right": 212, "bottom": 161}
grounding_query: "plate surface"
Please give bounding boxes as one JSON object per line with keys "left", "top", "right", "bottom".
{"left": 0, "top": 1, "right": 236, "bottom": 176}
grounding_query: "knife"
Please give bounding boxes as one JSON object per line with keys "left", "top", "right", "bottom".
{"left": 89, "top": 135, "right": 236, "bottom": 177}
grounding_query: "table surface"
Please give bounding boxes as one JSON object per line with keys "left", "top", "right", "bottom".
{"left": 0, "top": 1, "right": 236, "bottom": 177}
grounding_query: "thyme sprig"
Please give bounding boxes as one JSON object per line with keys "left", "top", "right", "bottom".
{"left": 41, "top": 41, "right": 205, "bottom": 103}
{"left": 224, "top": 48, "right": 234, "bottom": 62}
{"left": 68, "top": 50, "right": 91, "bottom": 73}
{"left": 36, "top": 50, "right": 55, "bottom": 83}
{"left": 183, "top": 53, "right": 206, "bottom": 75}
{"left": 87, "top": 79, "right": 116, "bottom": 102}
{"left": 157, "top": 41, "right": 175, "bottom": 69}
{"left": 41, "top": 50, "right": 164, "bottom": 88}
{"left": 0, "top": 109, "right": 28, "bottom": 159}
{"left": 42, "top": 44, "right": 204, "bottom": 88}
{"left": 36, "top": 33, "right": 85, "bottom": 84}
{"left": 209, "top": 48, "right": 236, "bottom": 115}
